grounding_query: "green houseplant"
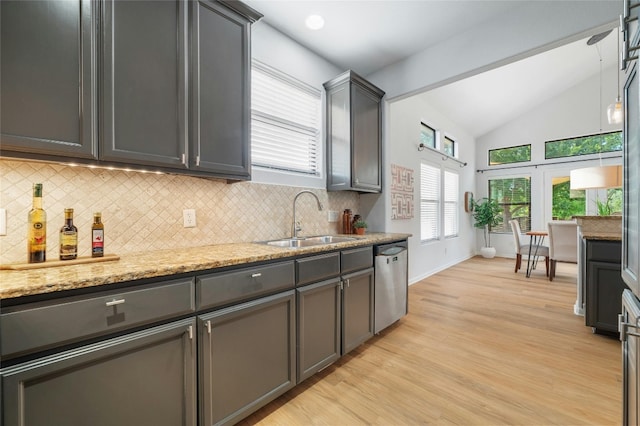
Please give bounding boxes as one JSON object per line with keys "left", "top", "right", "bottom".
{"left": 353, "top": 219, "right": 368, "bottom": 235}
{"left": 472, "top": 198, "right": 503, "bottom": 258}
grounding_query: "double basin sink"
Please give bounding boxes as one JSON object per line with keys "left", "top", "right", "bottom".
{"left": 260, "top": 235, "right": 357, "bottom": 248}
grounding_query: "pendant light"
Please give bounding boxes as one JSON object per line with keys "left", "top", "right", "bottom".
{"left": 571, "top": 32, "right": 623, "bottom": 190}
{"left": 607, "top": 28, "right": 623, "bottom": 124}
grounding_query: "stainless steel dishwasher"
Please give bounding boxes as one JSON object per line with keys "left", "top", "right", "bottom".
{"left": 374, "top": 241, "right": 408, "bottom": 333}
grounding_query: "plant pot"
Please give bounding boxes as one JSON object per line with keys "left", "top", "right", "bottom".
{"left": 480, "top": 246, "right": 496, "bottom": 259}
{"left": 354, "top": 228, "right": 366, "bottom": 235}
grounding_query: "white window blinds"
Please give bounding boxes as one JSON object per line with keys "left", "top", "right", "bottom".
{"left": 420, "top": 163, "right": 441, "bottom": 242}
{"left": 444, "top": 170, "right": 459, "bottom": 238}
{"left": 251, "top": 61, "right": 321, "bottom": 175}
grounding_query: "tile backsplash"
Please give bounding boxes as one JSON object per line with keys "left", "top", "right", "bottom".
{"left": 0, "top": 159, "right": 359, "bottom": 264}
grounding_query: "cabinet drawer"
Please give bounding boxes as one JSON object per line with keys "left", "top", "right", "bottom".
{"left": 197, "top": 261, "right": 294, "bottom": 310}
{"left": 341, "top": 246, "right": 373, "bottom": 274}
{"left": 587, "top": 240, "right": 622, "bottom": 263}
{"left": 296, "top": 252, "right": 340, "bottom": 286}
{"left": 0, "top": 278, "right": 195, "bottom": 359}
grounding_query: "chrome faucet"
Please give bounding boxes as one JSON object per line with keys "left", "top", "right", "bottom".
{"left": 292, "top": 190, "right": 323, "bottom": 239}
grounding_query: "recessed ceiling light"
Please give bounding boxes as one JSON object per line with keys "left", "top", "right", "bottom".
{"left": 305, "top": 14, "right": 324, "bottom": 30}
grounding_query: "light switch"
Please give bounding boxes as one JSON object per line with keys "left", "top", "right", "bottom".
{"left": 327, "top": 210, "right": 339, "bottom": 222}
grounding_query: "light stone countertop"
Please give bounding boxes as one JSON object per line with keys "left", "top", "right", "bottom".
{"left": 581, "top": 232, "right": 622, "bottom": 241}
{"left": 0, "top": 233, "right": 411, "bottom": 300}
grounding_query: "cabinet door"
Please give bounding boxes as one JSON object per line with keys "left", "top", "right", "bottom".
{"left": 199, "top": 290, "right": 296, "bottom": 426}
{"left": 624, "top": 61, "right": 640, "bottom": 295}
{"left": 190, "top": 0, "right": 252, "bottom": 179}
{"left": 586, "top": 260, "right": 627, "bottom": 333}
{"left": 297, "top": 278, "right": 341, "bottom": 383}
{"left": 101, "top": 0, "right": 188, "bottom": 169}
{"left": 342, "top": 267, "right": 374, "bottom": 355}
{"left": 351, "top": 83, "right": 382, "bottom": 192}
{"left": 0, "top": 0, "right": 97, "bottom": 159}
{"left": 1, "top": 318, "right": 197, "bottom": 426}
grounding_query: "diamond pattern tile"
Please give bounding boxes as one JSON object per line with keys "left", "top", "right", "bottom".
{"left": 0, "top": 159, "right": 360, "bottom": 264}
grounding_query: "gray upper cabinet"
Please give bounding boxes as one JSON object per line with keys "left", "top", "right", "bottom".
{"left": 0, "top": 0, "right": 97, "bottom": 160}
{"left": 190, "top": 0, "right": 261, "bottom": 179}
{"left": 101, "top": 0, "right": 189, "bottom": 169}
{"left": 324, "top": 71, "right": 385, "bottom": 193}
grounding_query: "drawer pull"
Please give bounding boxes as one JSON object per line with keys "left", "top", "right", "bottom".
{"left": 251, "top": 273, "right": 262, "bottom": 278}
{"left": 105, "top": 298, "right": 125, "bottom": 307}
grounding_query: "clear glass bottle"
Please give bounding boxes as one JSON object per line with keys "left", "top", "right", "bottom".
{"left": 91, "top": 212, "right": 104, "bottom": 258}
{"left": 27, "top": 183, "right": 47, "bottom": 263}
{"left": 59, "top": 208, "right": 78, "bottom": 260}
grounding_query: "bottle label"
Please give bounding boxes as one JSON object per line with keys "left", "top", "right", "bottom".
{"left": 60, "top": 231, "right": 78, "bottom": 257}
{"left": 31, "top": 222, "right": 46, "bottom": 246}
{"left": 92, "top": 230, "right": 104, "bottom": 255}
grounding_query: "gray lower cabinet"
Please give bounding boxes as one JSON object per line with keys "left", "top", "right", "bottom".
{"left": 342, "top": 267, "right": 375, "bottom": 355}
{"left": 0, "top": 0, "right": 97, "bottom": 160}
{"left": 296, "top": 278, "right": 341, "bottom": 383}
{"left": 198, "top": 290, "right": 296, "bottom": 426}
{"left": 585, "top": 239, "right": 628, "bottom": 334}
{"left": 0, "top": 318, "right": 197, "bottom": 426}
{"left": 101, "top": 0, "right": 189, "bottom": 169}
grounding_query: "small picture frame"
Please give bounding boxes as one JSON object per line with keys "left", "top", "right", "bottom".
{"left": 464, "top": 191, "right": 474, "bottom": 213}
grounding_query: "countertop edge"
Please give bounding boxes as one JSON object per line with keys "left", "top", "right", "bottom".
{"left": 1, "top": 233, "right": 411, "bottom": 300}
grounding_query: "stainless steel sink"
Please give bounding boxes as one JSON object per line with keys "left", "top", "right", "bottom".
{"left": 261, "top": 235, "right": 357, "bottom": 248}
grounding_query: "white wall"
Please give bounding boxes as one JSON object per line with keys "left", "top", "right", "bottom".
{"left": 367, "top": 1, "right": 620, "bottom": 100}
{"left": 250, "top": 22, "right": 342, "bottom": 188}
{"left": 362, "top": 96, "right": 477, "bottom": 284}
{"left": 474, "top": 64, "right": 623, "bottom": 258}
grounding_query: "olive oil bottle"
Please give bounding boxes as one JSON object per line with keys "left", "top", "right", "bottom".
{"left": 59, "top": 208, "right": 78, "bottom": 260}
{"left": 27, "top": 183, "right": 47, "bottom": 263}
{"left": 91, "top": 212, "right": 104, "bottom": 257}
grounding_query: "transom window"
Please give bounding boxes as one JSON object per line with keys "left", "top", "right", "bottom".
{"left": 545, "top": 131, "right": 623, "bottom": 159}
{"left": 443, "top": 136, "right": 456, "bottom": 158}
{"left": 488, "top": 144, "right": 531, "bottom": 166}
{"left": 251, "top": 61, "right": 321, "bottom": 175}
{"left": 420, "top": 123, "right": 436, "bottom": 149}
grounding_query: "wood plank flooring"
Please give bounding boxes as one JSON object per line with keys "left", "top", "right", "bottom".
{"left": 239, "top": 256, "right": 621, "bottom": 425}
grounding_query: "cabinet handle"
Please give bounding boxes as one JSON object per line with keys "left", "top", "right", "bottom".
{"left": 206, "top": 320, "right": 212, "bottom": 334}
{"left": 346, "top": 279, "right": 350, "bottom": 288}
{"left": 181, "top": 153, "right": 186, "bottom": 165}
{"left": 188, "top": 325, "right": 193, "bottom": 340}
{"left": 196, "top": 156, "right": 200, "bottom": 166}
{"left": 251, "top": 273, "right": 262, "bottom": 278}
{"left": 105, "top": 298, "right": 125, "bottom": 307}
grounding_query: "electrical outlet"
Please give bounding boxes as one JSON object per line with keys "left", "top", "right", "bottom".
{"left": 183, "top": 209, "right": 196, "bottom": 228}
{"left": 0, "top": 208, "right": 6, "bottom": 236}
{"left": 327, "top": 210, "right": 339, "bottom": 222}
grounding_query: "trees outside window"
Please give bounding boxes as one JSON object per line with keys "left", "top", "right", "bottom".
{"left": 489, "top": 177, "right": 531, "bottom": 232}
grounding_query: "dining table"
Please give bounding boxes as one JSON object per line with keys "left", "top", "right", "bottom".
{"left": 525, "top": 230, "right": 548, "bottom": 278}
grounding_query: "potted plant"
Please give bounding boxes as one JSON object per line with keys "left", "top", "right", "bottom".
{"left": 472, "top": 197, "right": 503, "bottom": 258}
{"left": 353, "top": 219, "right": 368, "bottom": 235}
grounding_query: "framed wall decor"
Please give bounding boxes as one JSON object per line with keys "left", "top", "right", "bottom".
{"left": 464, "top": 191, "right": 474, "bottom": 213}
{"left": 390, "top": 164, "right": 414, "bottom": 220}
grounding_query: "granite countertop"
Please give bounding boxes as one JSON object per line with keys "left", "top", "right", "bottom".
{"left": 581, "top": 232, "right": 622, "bottom": 241}
{"left": 0, "top": 233, "right": 411, "bottom": 300}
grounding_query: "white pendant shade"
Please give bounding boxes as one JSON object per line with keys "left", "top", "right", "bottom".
{"left": 570, "top": 165, "right": 623, "bottom": 190}
{"left": 607, "top": 99, "right": 623, "bottom": 124}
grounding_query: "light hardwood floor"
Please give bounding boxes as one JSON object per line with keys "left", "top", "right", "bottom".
{"left": 240, "top": 256, "right": 621, "bottom": 425}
